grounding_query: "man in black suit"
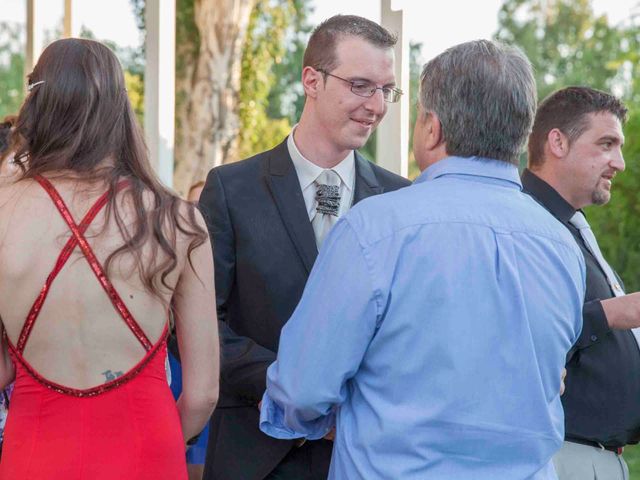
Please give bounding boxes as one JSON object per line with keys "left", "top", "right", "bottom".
{"left": 199, "top": 15, "right": 410, "bottom": 480}
{"left": 523, "top": 86, "right": 640, "bottom": 480}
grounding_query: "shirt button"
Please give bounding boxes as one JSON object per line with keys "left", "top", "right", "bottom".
{"left": 591, "top": 335, "right": 598, "bottom": 342}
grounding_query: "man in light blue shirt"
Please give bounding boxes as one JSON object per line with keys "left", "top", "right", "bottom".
{"left": 260, "top": 40, "right": 585, "bottom": 479}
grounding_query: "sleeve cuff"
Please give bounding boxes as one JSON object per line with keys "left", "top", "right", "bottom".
{"left": 259, "top": 392, "right": 334, "bottom": 441}
{"left": 574, "top": 299, "right": 611, "bottom": 348}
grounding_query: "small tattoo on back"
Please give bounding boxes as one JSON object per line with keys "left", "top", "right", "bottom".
{"left": 102, "top": 370, "right": 124, "bottom": 382}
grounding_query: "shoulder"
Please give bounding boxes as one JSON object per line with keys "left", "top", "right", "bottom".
{"left": 356, "top": 153, "right": 411, "bottom": 192}
{"left": 341, "top": 184, "right": 413, "bottom": 250}
{"left": 199, "top": 142, "right": 289, "bottom": 219}
{"left": 375, "top": 166, "right": 411, "bottom": 191}
{"left": 0, "top": 176, "right": 34, "bottom": 209}
{"left": 213, "top": 153, "right": 266, "bottom": 179}
{"left": 208, "top": 139, "right": 288, "bottom": 184}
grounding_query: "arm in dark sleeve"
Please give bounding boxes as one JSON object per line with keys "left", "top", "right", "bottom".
{"left": 200, "top": 168, "right": 276, "bottom": 404}
{"left": 567, "top": 299, "right": 610, "bottom": 361}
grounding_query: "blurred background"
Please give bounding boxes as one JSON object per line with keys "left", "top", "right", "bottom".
{"left": 1, "top": 0, "right": 640, "bottom": 473}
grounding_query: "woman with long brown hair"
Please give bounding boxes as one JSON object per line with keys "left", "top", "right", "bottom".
{"left": 0, "top": 38, "right": 219, "bottom": 479}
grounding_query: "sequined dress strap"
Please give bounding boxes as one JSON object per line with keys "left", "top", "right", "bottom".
{"left": 15, "top": 175, "right": 152, "bottom": 354}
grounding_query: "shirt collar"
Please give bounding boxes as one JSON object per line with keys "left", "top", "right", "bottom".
{"left": 521, "top": 168, "right": 576, "bottom": 223}
{"left": 414, "top": 156, "right": 522, "bottom": 189}
{"left": 287, "top": 126, "right": 355, "bottom": 190}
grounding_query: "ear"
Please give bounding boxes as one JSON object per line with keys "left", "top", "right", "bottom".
{"left": 423, "top": 110, "right": 444, "bottom": 151}
{"left": 547, "top": 128, "right": 569, "bottom": 159}
{"left": 301, "top": 66, "right": 322, "bottom": 99}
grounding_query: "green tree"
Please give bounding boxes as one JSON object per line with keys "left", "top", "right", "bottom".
{"left": 0, "top": 22, "right": 25, "bottom": 119}
{"left": 130, "top": 0, "right": 312, "bottom": 192}
{"left": 265, "top": 0, "right": 313, "bottom": 124}
{"left": 494, "top": 0, "right": 632, "bottom": 99}
{"left": 238, "top": 0, "right": 310, "bottom": 158}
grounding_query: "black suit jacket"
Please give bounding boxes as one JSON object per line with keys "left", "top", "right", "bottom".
{"left": 199, "top": 138, "right": 410, "bottom": 480}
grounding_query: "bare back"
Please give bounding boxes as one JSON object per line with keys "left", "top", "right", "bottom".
{"left": 0, "top": 175, "right": 185, "bottom": 389}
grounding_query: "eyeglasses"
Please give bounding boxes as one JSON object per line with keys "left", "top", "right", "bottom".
{"left": 317, "top": 69, "right": 403, "bottom": 103}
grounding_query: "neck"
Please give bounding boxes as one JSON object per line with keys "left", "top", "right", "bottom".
{"left": 419, "top": 147, "right": 448, "bottom": 172}
{"left": 529, "top": 165, "right": 582, "bottom": 210}
{"left": 294, "top": 115, "right": 351, "bottom": 169}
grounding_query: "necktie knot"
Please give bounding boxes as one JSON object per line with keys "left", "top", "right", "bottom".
{"left": 312, "top": 170, "right": 342, "bottom": 248}
{"left": 569, "top": 211, "right": 590, "bottom": 230}
{"left": 315, "top": 170, "right": 341, "bottom": 217}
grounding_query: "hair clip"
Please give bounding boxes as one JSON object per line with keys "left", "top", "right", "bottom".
{"left": 27, "top": 80, "right": 45, "bottom": 92}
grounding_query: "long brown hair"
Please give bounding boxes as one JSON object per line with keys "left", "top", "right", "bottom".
{"left": 11, "top": 38, "right": 206, "bottom": 298}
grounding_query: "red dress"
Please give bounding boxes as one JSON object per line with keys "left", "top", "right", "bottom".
{"left": 0, "top": 176, "right": 187, "bottom": 479}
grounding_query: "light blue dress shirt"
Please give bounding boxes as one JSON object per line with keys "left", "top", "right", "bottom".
{"left": 260, "top": 157, "right": 585, "bottom": 480}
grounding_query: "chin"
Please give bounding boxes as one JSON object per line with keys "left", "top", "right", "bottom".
{"left": 344, "top": 137, "right": 369, "bottom": 151}
{"left": 346, "top": 127, "right": 374, "bottom": 148}
{"left": 592, "top": 189, "right": 611, "bottom": 206}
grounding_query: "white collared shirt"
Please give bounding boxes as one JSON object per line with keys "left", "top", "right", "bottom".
{"left": 287, "top": 127, "right": 355, "bottom": 221}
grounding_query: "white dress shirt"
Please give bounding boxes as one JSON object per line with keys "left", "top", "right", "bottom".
{"left": 287, "top": 127, "right": 355, "bottom": 221}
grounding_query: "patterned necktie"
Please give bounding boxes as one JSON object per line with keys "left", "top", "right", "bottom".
{"left": 569, "top": 211, "right": 640, "bottom": 344}
{"left": 312, "top": 169, "right": 341, "bottom": 248}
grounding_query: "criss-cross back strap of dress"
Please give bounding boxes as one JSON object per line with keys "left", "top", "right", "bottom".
{"left": 15, "top": 175, "right": 152, "bottom": 353}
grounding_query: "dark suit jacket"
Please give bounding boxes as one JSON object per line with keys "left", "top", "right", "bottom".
{"left": 199, "top": 138, "right": 410, "bottom": 480}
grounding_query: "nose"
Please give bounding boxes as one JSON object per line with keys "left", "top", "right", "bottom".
{"left": 364, "top": 88, "right": 386, "bottom": 116}
{"left": 612, "top": 150, "right": 625, "bottom": 172}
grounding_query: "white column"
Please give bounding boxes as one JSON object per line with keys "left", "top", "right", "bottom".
{"left": 377, "top": 0, "right": 409, "bottom": 178}
{"left": 25, "top": 0, "right": 43, "bottom": 79}
{"left": 63, "top": 0, "right": 73, "bottom": 38}
{"left": 144, "top": 0, "right": 176, "bottom": 188}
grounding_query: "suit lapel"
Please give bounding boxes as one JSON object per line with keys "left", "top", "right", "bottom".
{"left": 353, "top": 152, "right": 384, "bottom": 205}
{"left": 265, "top": 147, "right": 384, "bottom": 272}
{"left": 265, "top": 139, "right": 318, "bottom": 273}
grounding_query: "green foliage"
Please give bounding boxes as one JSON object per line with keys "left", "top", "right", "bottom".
{"left": 408, "top": 41, "right": 423, "bottom": 178}
{"left": 130, "top": 0, "right": 312, "bottom": 160}
{"left": 625, "top": 443, "right": 640, "bottom": 479}
{"left": 129, "top": 0, "right": 198, "bottom": 79}
{"left": 265, "top": 0, "right": 313, "bottom": 124}
{"left": 238, "top": 0, "right": 310, "bottom": 158}
{"left": 0, "top": 19, "right": 143, "bottom": 124}
{"left": 0, "top": 22, "right": 25, "bottom": 119}
{"left": 130, "top": 0, "right": 145, "bottom": 36}
{"left": 495, "top": 0, "right": 633, "bottom": 100}
{"left": 124, "top": 70, "right": 145, "bottom": 124}
{"left": 174, "top": 0, "right": 199, "bottom": 78}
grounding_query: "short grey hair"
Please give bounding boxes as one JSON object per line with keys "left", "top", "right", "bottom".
{"left": 419, "top": 40, "right": 537, "bottom": 165}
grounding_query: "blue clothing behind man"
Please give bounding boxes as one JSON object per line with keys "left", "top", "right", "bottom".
{"left": 261, "top": 157, "right": 585, "bottom": 479}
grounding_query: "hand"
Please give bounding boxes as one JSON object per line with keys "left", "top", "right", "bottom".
{"left": 258, "top": 400, "right": 262, "bottom": 411}
{"left": 324, "top": 427, "right": 336, "bottom": 441}
{"left": 560, "top": 368, "right": 567, "bottom": 396}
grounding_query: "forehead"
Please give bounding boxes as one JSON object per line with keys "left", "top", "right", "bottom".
{"left": 581, "top": 111, "right": 624, "bottom": 140}
{"left": 333, "top": 36, "right": 395, "bottom": 84}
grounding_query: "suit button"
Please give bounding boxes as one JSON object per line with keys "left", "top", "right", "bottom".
{"left": 591, "top": 335, "right": 598, "bottom": 342}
